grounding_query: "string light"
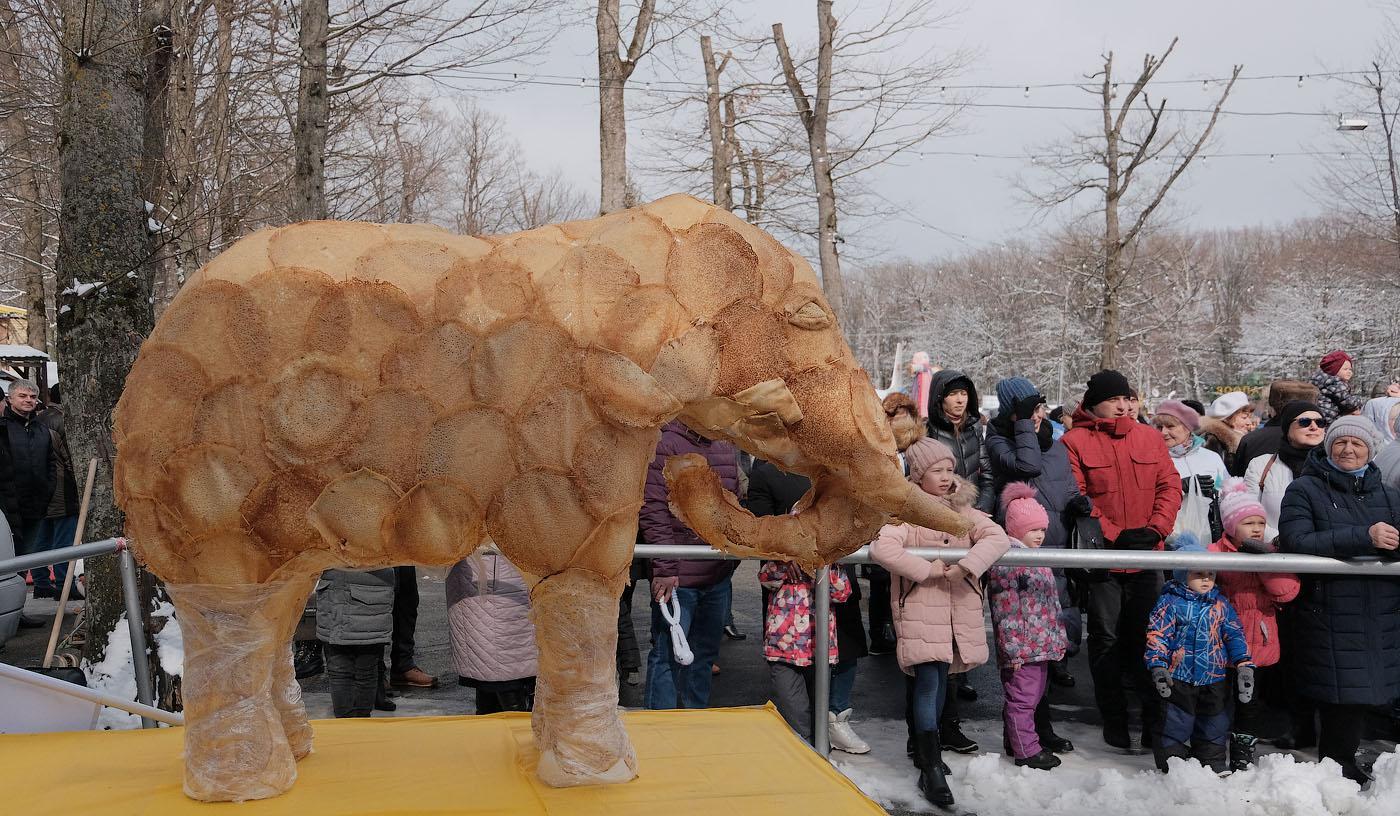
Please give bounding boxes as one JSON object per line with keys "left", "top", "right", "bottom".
{"left": 1297, "top": 75, "right": 1305, "bottom": 88}
{"left": 1023, "top": 85, "right": 1030, "bottom": 98}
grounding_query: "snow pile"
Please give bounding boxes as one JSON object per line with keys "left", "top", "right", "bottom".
{"left": 82, "top": 613, "right": 141, "bottom": 730}
{"left": 152, "top": 600, "right": 183, "bottom": 678}
{"left": 832, "top": 717, "right": 1400, "bottom": 815}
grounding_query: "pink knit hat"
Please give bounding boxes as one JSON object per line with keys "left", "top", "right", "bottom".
{"left": 1154, "top": 399, "right": 1201, "bottom": 432}
{"left": 1001, "top": 482, "right": 1049, "bottom": 540}
{"left": 1218, "top": 477, "right": 1266, "bottom": 540}
{"left": 904, "top": 437, "right": 955, "bottom": 488}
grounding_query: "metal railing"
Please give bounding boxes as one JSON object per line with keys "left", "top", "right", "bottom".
{"left": 5, "top": 539, "right": 1396, "bottom": 749}
{"left": 631, "top": 544, "right": 1400, "bottom": 757}
{"left": 1, "top": 537, "right": 169, "bottom": 728}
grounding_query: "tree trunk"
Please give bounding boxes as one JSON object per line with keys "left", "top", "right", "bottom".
{"left": 595, "top": 0, "right": 653, "bottom": 215}
{"left": 700, "top": 36, "right": 730, "bottom": 209}
{"left": 1100, "top": 55, "right": 1122, "bottom": 370}
{"left": 56, "top": 0, "right": 158, "bottom": 665}
{"left": 773, "top": 2, "right": 846, "bottom": 320}
{"left": 211, "top": 0, "right": 236, "bottom": 243}
{"left": 0, "top": 4, "right": 49, "bottom": 353}
{"left": 294, "top": 0, "right": 329, "bottom": 222}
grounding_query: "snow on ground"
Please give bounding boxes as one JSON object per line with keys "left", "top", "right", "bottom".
{"left": 832, "top": 717, "right": 1400, "bottom": 815}
{"left": 82, "top": 612, "right": 141, "bottom": 730}
{"left": 151, "top": 601, "right": 183, "bottom": 678}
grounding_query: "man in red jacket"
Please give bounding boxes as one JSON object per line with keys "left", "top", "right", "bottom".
{"left": 1062, "top": 369, "right": 1181, "bottom": 753}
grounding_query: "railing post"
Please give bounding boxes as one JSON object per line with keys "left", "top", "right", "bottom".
{"left": 118, "top": 543, "right": 157, "bottom": 729}
{"left": 812, "top": 565, "right": 831, "bottom": 757}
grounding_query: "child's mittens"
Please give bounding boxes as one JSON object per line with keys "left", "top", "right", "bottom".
{"left": 1237, "top": 538, "right": 1272, "bottom": 555}
{"left": 1151, "top": 666, "right": 1173, "bottom": 698}
{"left": 1236, "top": 666, "right": 1255, "bottom": 703}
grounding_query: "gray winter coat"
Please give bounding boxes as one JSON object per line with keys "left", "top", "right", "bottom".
{"left": 315, "top": 568, "right": 395, "bottom": 646}
{"left": 925, "top": 369, "right": 994, "bottom": 513}
{"left": 446, "top": 552, "right": 538, "bottom": 683}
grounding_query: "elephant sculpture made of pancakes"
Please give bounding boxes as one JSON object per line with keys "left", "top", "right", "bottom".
{"left": 112, "top": 193, "right": 969, "bottom": 802}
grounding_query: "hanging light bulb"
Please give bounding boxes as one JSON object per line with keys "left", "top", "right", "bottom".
{"left": 1269, "top": 153, "right": 1276, "bottom": 163}
{"left": 1023, "top": 85, "right": 1031, "bottom": 98}
{"left": 579, "top": 77, "right": 586, "bottom": 86}
{"left": 939, "top": 86, "right": 946, "bottom": 95}
{"left": 1202, "top": 79, "right": 1209, "bottom": 91}
{"left": 1297, "top": 75, "right": 1305, "bottom": 88}
{"left": 1111, "top": 83, "right": 1119, "bottom": 99}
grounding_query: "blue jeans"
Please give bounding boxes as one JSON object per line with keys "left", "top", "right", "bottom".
{"left": 830, "top": 659, "right": 858, "bottom": 714}
{"left": 911, "top": 661, "right": 950, "bottom": 732}
{"left": 15, "top": 516, "right": 71, "bottom": 591}
{"left": 644, "top": 575, "right": 731, "bottom": 709}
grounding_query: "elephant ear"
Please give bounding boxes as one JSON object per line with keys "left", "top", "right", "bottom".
{"left": 850, "top": 369, "right": 896, "bottom": 450}
{"left": 583, "top": 348, "right": 683, "bottom": 428}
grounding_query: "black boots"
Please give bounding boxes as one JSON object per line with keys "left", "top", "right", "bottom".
{"left": 1014, "top": 750, "right": 1062, "bottom": 770}
{"left": 1229, "top": 733, "right": 1256, "bottom": 772}
{"left": 915, "top": 730, "right": 955, "bottom": 809}
{"left": 940, "top": 718, "right": 979, "bottom": 754}
{"left": 293, "top": 639, "right": 324, "bottom": 679}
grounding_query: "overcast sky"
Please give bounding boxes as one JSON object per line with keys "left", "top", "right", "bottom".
{"left": 445, "top": 0, "right": 1390, "bottom": 263}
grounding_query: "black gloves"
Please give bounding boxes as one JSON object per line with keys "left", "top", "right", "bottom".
{"left": 1236, "top": 666, "right": 1255, "bottom": 703}
{"left": 1067, "top": 494, "right": 1093, "bottom": 517}
{"left": 1115, "top": 527, "right": 1162, "bottom": 550}
{"left": 1151, "top": 666, "right": 1173, "bottom": 698}
{"left": 1194, "top": 474, "right": 1217, "bottom": 499}
{"left": 1014, "top": 394, "right": 1046, "bottom": 421}
{"left": 1237, "top": 537, "right": 1273, "bottom": 555}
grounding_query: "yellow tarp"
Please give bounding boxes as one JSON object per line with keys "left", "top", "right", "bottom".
{"left": 1, "top": 704, "right": 884, "bottom": 815}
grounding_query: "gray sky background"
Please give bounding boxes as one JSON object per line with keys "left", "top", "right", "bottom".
{"left": 446, "top": 0, "right": 1389, "bottom": 263}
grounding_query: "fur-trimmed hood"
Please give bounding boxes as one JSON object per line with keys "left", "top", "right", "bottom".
{"left": 1198, "top": 415, "right": 1243, "bottom": 453}
{"left": 930, "top": 474, "right": 978, "bottom": 511}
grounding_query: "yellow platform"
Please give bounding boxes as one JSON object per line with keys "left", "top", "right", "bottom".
{"left": 1, "top": 704, "right": 884, "bottom": 814}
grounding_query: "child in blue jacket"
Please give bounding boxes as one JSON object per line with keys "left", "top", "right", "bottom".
{"left": 1144, "top": 534, "right": 1254, "bottom": 774}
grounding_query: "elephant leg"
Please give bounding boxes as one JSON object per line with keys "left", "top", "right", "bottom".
{"left": 166, "top": 580, "right": 315, "bottom": 802}
{"left": 530, "top": 568, "right": 637, "bottom": 787}
{"left": 268, "top": 578, "right": 318, "bottom": 759}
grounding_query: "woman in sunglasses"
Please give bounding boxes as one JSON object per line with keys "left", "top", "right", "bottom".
{"left": 1243, "top": 401, "right": 1327, "bottom": 536}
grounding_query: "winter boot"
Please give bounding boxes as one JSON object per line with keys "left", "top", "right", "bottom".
{"left": 293, "top": 639, "right": 324, "bottom": 679}
{"left": 914, "top": 730, "right": 955, "bottom": 809}
{"left": 829, "top": 709, "right": 871, "bottom": 754}
{"left": 1014, "top": 750, "right": 1062, "bottom": 770}
{"left": 954, "top": 673, "right": 978, "bottom": 701}
{"left": 1049, "top": 660, "right": 1076, "bottom": 688}
{"left": 940, "top": 718, "right": 979, "bottom": 754}
{"left": 1229, "top": 733, "right": 1257, "bottom": 772}
{"left": 1034, "top": 700, "right": 1074, "bottom": 753}
{"left": 1102, "top": 720, "right": 1132, "bottom": 751}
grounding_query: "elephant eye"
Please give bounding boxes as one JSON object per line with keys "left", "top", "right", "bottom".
{"left": 786, "top": 299, "right": 831, "bottom": 330}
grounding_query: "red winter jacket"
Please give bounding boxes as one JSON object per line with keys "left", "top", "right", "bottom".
{"left": 1062, "top": 408, "right": 1181, "bottom": 545}
{"left": 1209, "top": 536, "right": 1300, "bottom": 667}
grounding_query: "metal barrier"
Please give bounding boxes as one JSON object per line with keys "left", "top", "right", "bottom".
{"left": 6, "top": 539, "right": 1396, "bottom": 745}
{"left": 0, "top": 537, "right": 166, "bottom": 728}
{"left": 630, "top": 544, "right": 1400, "bottom": 757}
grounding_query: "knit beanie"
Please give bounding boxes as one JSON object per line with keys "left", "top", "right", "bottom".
{"left": 1218, "top": 477, "right": 1266, "bottom": 541}
{"left": 904, "top": 437, "right": 955, "bottom": 488}
{"left": 1207, "top": 391, "right": 1251, "bottom": 419}
{"left": 1000, "top": 482, "right": 1049, "bottom": 540}
{"left": 1167, "top": 531, "right": 1208, "bottom": 584}
{"left": 1320, "top": 350, "right": 1353, "bottom": 376}
{"left": 1082, "top": 369, "right": 1132, "bottom": 408}
{"left": 995, "top": 377, "right": 1040, "bottom": 418}
{"left": 1324, "top": 415, "right": 1383, "bottom": 463}
{"left": 1154, "top": 399, "right": 1201, "bottom": 432}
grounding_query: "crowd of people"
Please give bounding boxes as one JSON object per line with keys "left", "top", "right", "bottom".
{"left": 10, "top": 350, "right": 1399, "bottom": 812}
{"left": 635, "top": 351, "right": 1399, "bottom": 811}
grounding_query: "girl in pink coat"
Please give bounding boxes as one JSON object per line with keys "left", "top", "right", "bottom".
{"left": 872, "top": 437, "right": 1011, "bottom": 810}
{"left": 1211, "top": 477, "right": 1300, "bottom": 770}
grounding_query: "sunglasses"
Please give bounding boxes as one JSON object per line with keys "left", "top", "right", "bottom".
{"left": 1293, "top": 417, "right": 1328, "bottom": 429}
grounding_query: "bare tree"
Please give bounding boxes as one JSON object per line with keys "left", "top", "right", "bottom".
{"left": 1026, "top": 38, "right": 1240, "bottom": 368}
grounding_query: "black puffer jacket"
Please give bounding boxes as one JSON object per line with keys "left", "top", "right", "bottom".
{"left": 1278, "top": 449, "right": 1400, "bottom": 706}
{"left": 925, "top": 369, "right": 994, "bottom": 513}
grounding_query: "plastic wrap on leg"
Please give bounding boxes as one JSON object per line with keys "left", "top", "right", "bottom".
{"left": 530, "top": 570, "right": 637, "bottom": 787}
{"left": 270, "top": 596, "right": 316, "bottom": 759}
{"left": 166, "top": 580, "right": 314, "bottom": 802}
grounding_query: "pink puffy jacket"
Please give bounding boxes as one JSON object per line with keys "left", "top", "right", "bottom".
{"left": 870, "top": 481, "right": 1010, "bottom": 675}
{"left": 446, "top": 553, "right": 538, "bottom": 683}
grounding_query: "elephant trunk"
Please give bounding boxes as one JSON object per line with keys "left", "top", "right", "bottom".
{"left": 661, "top": 452, "right": 968, "bottom": 571}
